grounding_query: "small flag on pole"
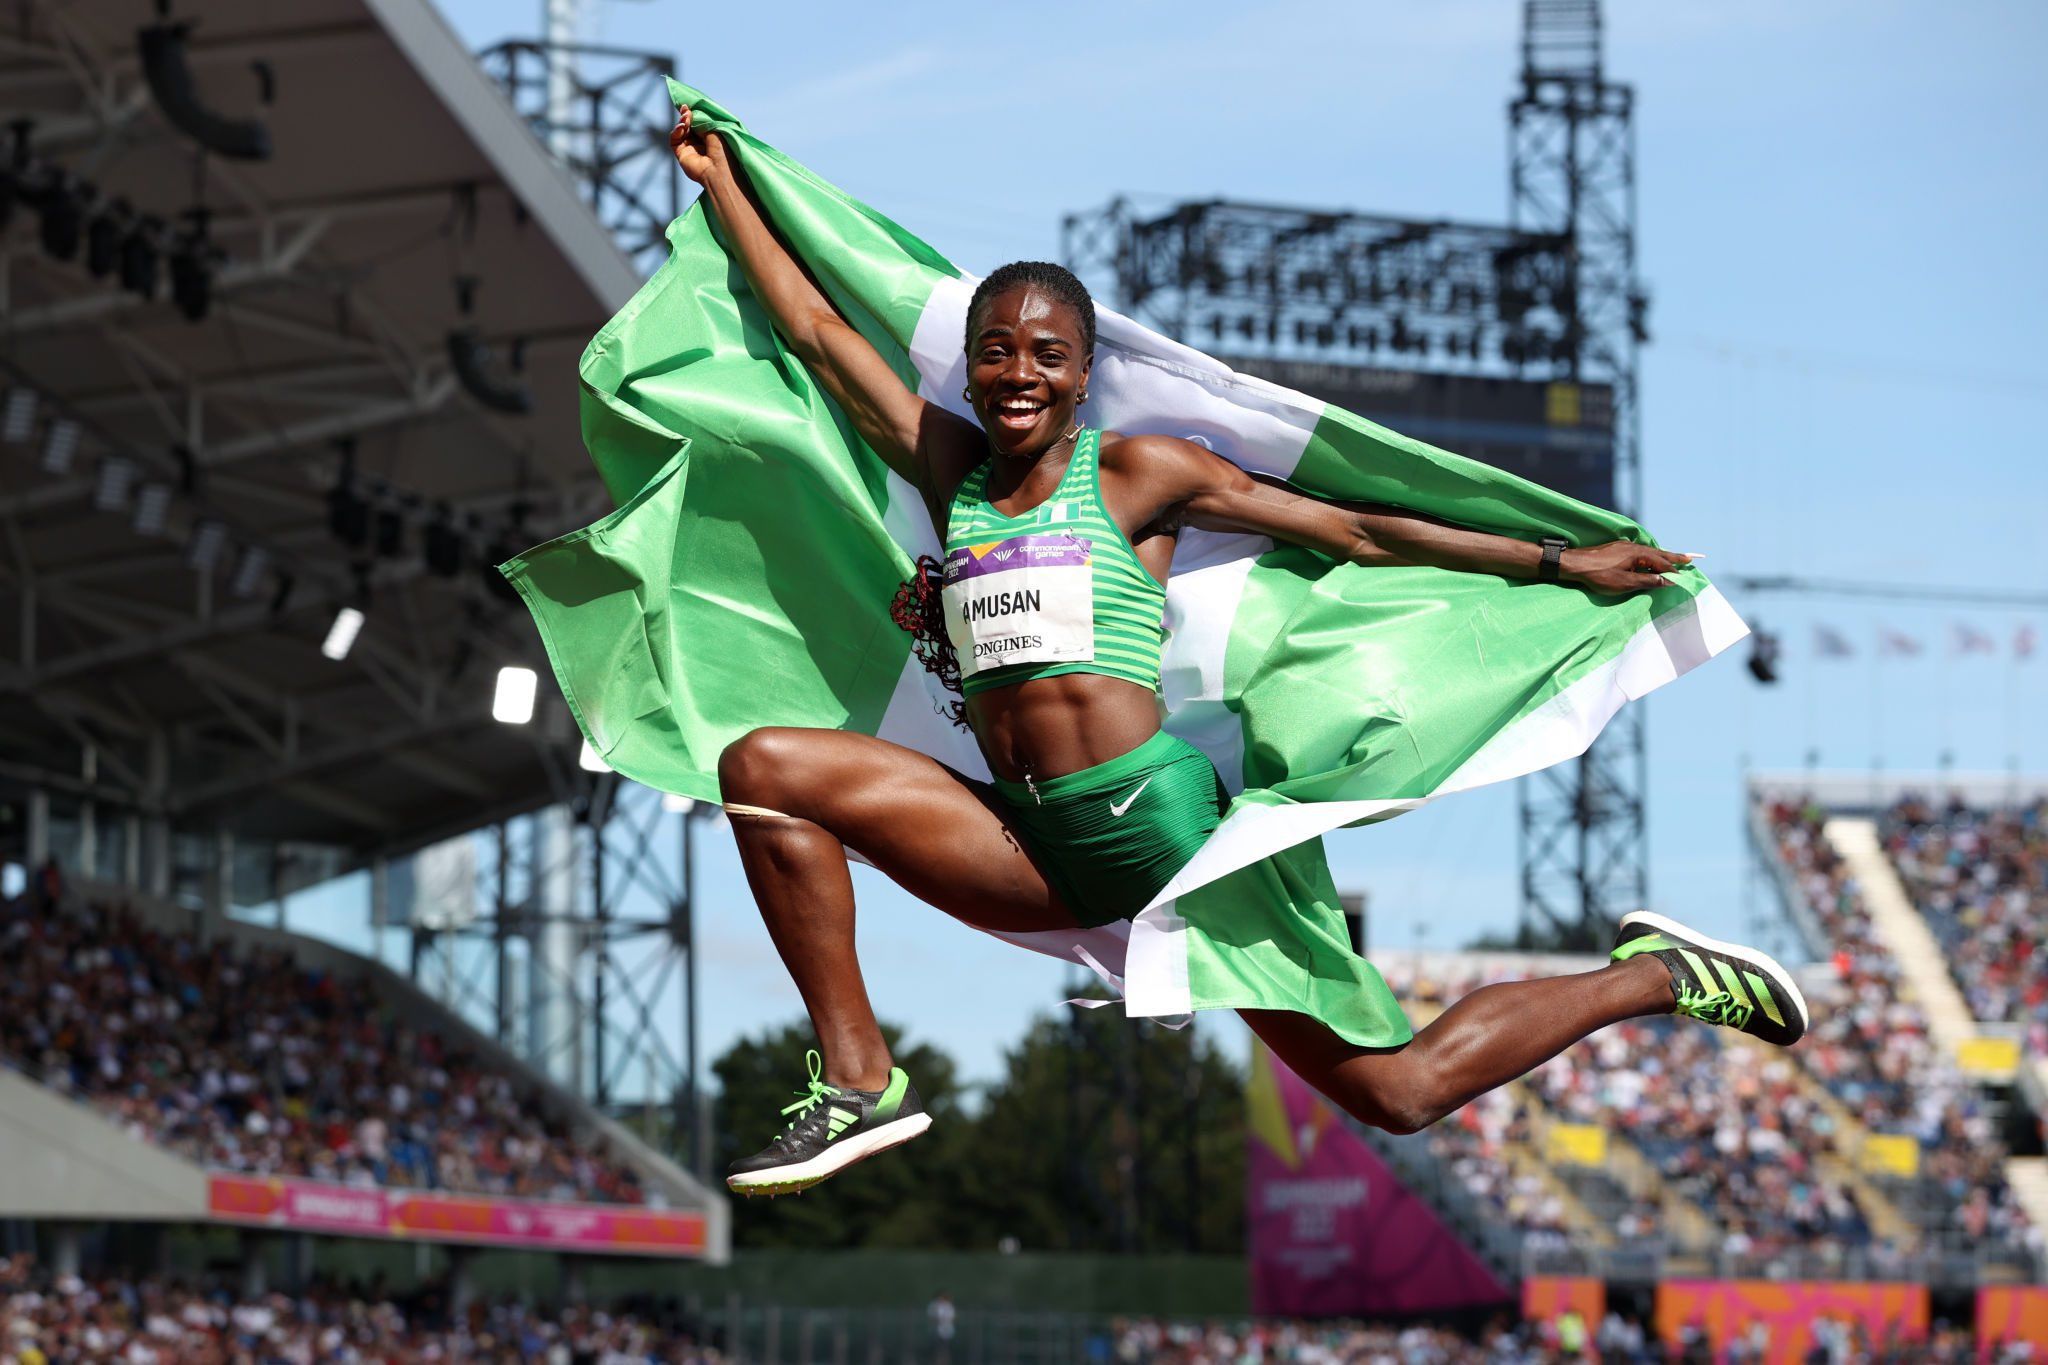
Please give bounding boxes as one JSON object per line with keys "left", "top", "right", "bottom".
{"left": 1879, "top": 629, "right": 1923, "bottom": 657}
{"left": 1813, "top": 624, "right": 1854, "bottom": 658}
{"left": 1951, "top": 623, "right": 1997, "bottom": 657}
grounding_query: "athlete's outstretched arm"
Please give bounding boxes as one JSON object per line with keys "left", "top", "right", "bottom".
{"left": 671, "top": 112, "right": 977, "bottom": 503}
{"left": 1109, "top": 433, "right": 1693, "bottom": 595}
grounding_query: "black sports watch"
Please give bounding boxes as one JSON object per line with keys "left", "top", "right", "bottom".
{"left": 1538, "top": 536, "right": 1570, "bottom": 583}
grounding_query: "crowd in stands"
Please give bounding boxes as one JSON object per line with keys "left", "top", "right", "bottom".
{"left": 1099, "top": 1310, "right": 1990, "bottom": 1364}
{"left": 1763, "top": 798, "right": 2031, "bottom": 1258}
{"left": 1394, "top": 961, "right": 1884, "bottom": 1266}
{"left": 0, "top": 887, "right": 650, "bottom": 1207}
{"left": 1423, "top": 1089, "right": 1576, "bottom": 1252}
{"left": 1883, "top": 795, "right": 2048, "bottom": 1048}
{"left": 1528, "top": 1015, "right": 1883, "bottom": 1266}
{"left": 0, "top": 1254, "right": 720, "bottom": 1363}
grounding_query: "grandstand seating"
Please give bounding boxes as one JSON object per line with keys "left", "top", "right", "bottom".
{"left": 0, "top": 1253, "right": 721, "bottom": 1362}
{"left": 1387, "top": 874, "right": 2042, "bottom": 1285}
{"left": 0, "top": 886, "right": 649, "bottom": 1206}
{"left": 1882, "top": 796, "right": 2048, "bottom": 1049}
{"left": 1759, "top": 798, "right": 2036, "bottom": 1272}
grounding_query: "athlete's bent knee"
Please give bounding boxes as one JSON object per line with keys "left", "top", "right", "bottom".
{"left": 1330, "top": 1073, "right": 1442, "bottom": 1137}
{"left": 718, "top": 727, "right": 810, "bottom": 807}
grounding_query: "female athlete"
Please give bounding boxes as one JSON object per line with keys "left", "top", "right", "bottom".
{"left": 669, "top": 111, "right": 1807, "bottom": 1196}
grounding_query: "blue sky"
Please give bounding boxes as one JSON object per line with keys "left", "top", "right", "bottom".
{"left": 397, "top": 0, "right": 2048, "bottom": 1091}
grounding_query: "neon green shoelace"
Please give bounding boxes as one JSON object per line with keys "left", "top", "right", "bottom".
{"left": 780, "top": 1048, "right": 840, "bottom": 1129}
{"left": 1674, "top": 982, "right": 1754, "bottom": 1031}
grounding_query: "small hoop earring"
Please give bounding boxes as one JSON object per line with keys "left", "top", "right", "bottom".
{"left": 960, "top": 386, "right": 972, "bottom": 403}
{"left": 1078, "top": 392, "right": 1089, "bottom": 404}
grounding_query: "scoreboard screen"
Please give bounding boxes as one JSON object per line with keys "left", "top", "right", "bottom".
{"left": 1219, "top": 357, "right": 1618, "bottom": 510}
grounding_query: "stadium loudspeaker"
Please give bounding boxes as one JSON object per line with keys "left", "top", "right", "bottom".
{"left": 1747, "top": 630, "right": 1781, "bottom": 685}
{"left": 447, "top": 328, "right": 534, "bottom": 415}
{"left": 137, "top": 21, "right": 272, "bottom": 161}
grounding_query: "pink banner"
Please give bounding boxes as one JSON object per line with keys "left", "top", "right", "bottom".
{"left": 207, "top": 1174, "right": 707, "bottom": 1258}
{"left": 1656, "top": 1280, "right": 1928, "bottom": 1364}
{"left": 1247, "top": 1046, "right": 1509, "bottom": 1316}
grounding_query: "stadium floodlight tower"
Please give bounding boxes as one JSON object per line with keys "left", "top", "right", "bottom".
{"left": 1063, "top": 1, "right": 1645, "bottom": 949}
{"left": 477, "top": 1, "right": 681, "bottom": 274}
{"left": 1510, "top": 0, "right": 1650, "bottom": 948}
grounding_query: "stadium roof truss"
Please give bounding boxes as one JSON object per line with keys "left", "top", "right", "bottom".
{"left": 0, "top": 0, "right": 652, "bottom": 853}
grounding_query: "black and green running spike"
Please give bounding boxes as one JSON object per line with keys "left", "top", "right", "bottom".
{"left": 727, "top": 1049, "right": 932, "bottom": 1197}
{"left": 1612, "top": 911, "right": 1810, "bottom": 1047}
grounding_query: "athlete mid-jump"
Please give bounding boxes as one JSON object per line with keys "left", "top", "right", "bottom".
{"left": 669, "top": 110, "right": 1808, "bottom": 1197}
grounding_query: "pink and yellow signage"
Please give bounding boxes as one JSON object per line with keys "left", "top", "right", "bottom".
{"left": 1247, "top": 1045, "right": 1509, "bottom": 1317}
{"left": 1978, "top": 1287, "right": 2048, "bottom": 1361}
{"left": 1655, "top": 1280, "right": 1928, "bottom": 1364}
{"left": 1524, "top": 1275, "right": 1606, "bottom": 1337}
{"left": 207, "top": 1173, "right": 708, "bottom": 1258}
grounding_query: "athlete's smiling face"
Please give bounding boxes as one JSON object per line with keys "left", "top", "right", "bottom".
{"left": 965, "top": 285, "right": 1092, "bottom": 458}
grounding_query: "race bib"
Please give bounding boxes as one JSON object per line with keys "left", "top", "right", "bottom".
{"left": 941, "top": 533, "right": 1095, "bottom": 678}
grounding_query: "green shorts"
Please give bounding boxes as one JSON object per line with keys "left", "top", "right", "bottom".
{"left": 991, "top": 730, "right": 1227, "bottom": 928}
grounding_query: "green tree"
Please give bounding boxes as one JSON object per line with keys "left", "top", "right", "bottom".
{"left": 712, "top": 1019, "right": 969, "bottom": 1249}
{"left": 710, "top": 1005, "right": 1246, "bottom": 1253}
{"left": 950, "top": 1005, "right": 1245, "bottom": 1255}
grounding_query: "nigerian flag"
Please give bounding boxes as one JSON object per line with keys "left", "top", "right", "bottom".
{"left": 502, "top": 81, "right": 1746, "bottom": 1032}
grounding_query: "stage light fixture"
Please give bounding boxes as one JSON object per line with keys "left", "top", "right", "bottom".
{"left": 40, "top": 419, "right": 81, "bottom": 473}
{"left": 321, "top": 606, "right": 365, "bottom": 662}
{"left": 327, "top": 483, "right": 368, "bottom": 548}
{"left": 423, "top": 508, "right": 464, "bottom": 578}
{"left": 137, "top": 19, "right": 273, "bottom": 161}
{"left": 85, "top": 199, "right": 128, "bottom": 277}
{"left": 37, "top": 175, "right": 90, "bottom": 261}
{"left": 169, "top": 211, "right": 216, "bottom": 322}
{"left": 94, "top": 456, "right": 137, "bottom": 512}
{"left": 229, "top": 544, "right": 271, "bottom": 598}
{"left": 131, "top": 480, "right": 172, "bottom": 534}
{"left": 2, "top": 387, "right": 36, "bottom": 443}
{"left": 186, "top": 517, "right": 227, "bottom": 570}
{"left": 120, "top": 217, "right": 163, "bottom": 298}
{"left": 492, "top": 666, "right": 538, "bottom": 724}
{"left": 372, "top": 502, "right": 404, "bottom": 558}
{"left": 577, "top": 738, "right": 612, "bottom": 773}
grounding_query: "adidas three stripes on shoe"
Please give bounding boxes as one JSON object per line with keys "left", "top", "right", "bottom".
{"left": 1611, "top": 910, "right": 1811, "bottom": 1047}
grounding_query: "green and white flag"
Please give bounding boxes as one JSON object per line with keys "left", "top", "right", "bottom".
{"left": 503, "top": 82, "right": 1745, "bottom": 1034}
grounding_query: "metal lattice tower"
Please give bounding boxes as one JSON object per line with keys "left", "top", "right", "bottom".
{"left": 477, "top": 5, "right": 681, "bottom": 274}
{"left": 1511, "top": 0, "right": 1650, "bottom": 947}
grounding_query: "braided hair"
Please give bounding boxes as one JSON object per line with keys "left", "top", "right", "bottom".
{"left": 964, "top": 261, "right": 1096, "bottom": 357}
{"left": 889, "top": 555, "right": 968, "bottom": 730}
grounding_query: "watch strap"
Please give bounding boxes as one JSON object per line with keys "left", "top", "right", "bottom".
{"left": 1539, "top": 536, "right": 1568, "bottom": 583}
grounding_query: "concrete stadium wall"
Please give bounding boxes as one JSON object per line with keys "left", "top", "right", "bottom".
{"left": 0, "top": 1070, "right": 206, "bottom": 1220}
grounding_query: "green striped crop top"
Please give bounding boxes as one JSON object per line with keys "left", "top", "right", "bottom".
{"left": 940, "top": 428, "right": 1168, "bottom": 698}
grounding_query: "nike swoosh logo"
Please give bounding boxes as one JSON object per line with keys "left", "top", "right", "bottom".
{"left": 1109, "top": 777, "right": 1152, "bottom": 818}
